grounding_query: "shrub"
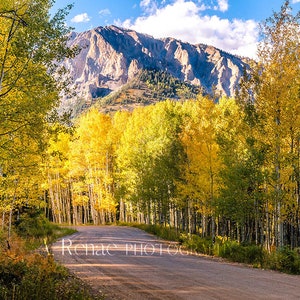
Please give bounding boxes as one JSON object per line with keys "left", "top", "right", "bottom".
{"left": 217, "top": 240, "right": 265, "bottom": 266}
{"left": 182, "top": 235, "right": 213, "bottom": 255}
{"left": 14, "top": 209, "right": 76, "bottom": 250}
{"left": 128, "top": 223, "right": 181, "bottom": 242}
{"left": 244, "top": 244, "right": 265, "bottom": 266}
{"left": 266, "top": 247, "right": 300, "bottom": 274}
{"left": 0, "top": 254, "right": 101, "bottom": 300}
{"left": 14, "top": 209, "right": 54, "bottom": 239}
{"left": 218, "top": 240, "right": 245, "bottom": 262}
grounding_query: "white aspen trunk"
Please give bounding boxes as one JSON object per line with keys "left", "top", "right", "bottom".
{"left": 265, "top": 203, "right": 270, "bottom": 252}
{"left": 119, "top": 198, "right": 125, "bottom": 222}
{"left": 187, "top": 198, "right": 192, "bottom": 235}
{"left": 8, "top": 208, "right": 12, "bottom": 240}
{"left": 169, "top": 202, "right": 174, "bottom": 227}
{"left": 48, "top": 174, "right": 57, "bottom": 223}
{"left": 275, "top": 98, "right": 283, "bottom": 248}
{"left": 255, "top": 198, "right": 258, "bottom": 245}
{"left": 146, "top": 200, "right": 151, "bottom": 225}
{"left": 202, "top": 214, "right": 206, "bottom": 238}
{"left": 84, "top": 205, "right": 89, "bottom": 224}
{"left": 2, "top": 212, "right": 5, "bottom": 229}
{"left": 151, "top": 201, "right": 155, "bottom": 225}
{"left": 271, "top": 213, "right": 276, "bottom": 247}
{"left": 236, "top": 222, "right": 240, "bottom": 243}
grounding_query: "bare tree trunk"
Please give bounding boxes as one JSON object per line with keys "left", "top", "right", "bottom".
{"left": 1, "top": 212, "right": 5, "bottom": 230}
{"left": 201, "top": 214, "right": 206, "bottom": 237}
{"left": 187, "top": 198, "right": 192, "bottom": 235}
{"left": 265, "top": 201, "right": 270, "bottom": 252}
{"left": 119, "top": 198, "right": 126, "bottom": 222}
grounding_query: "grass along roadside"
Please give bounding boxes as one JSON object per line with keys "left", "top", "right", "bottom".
{"left": 120, "top": 222, "right": 300, "bottom": 275}
{"left": 0, "top": 212, "right": 104, "bottom": 300}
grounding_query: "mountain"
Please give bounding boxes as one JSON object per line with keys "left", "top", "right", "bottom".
{"left": 60, "top": 25, "right": 250, "bottom": 114}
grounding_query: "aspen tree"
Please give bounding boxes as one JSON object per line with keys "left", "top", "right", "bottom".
{"left": 256, "top": 0, "right": 299, "bottom": 248}
{"left": 236, "top": 1, "right": 300, "bottom": 248}
{"left": 179, "top": 97, "right": 220, "bottom": 236}
{"left": 0, "top": 0, "right": 76, "bottom": 233}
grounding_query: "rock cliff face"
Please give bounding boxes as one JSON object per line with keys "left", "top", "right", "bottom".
{"left": 61, "top": 25, "right": 249, "bottom": 112}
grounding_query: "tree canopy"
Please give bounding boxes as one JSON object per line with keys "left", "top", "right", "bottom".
{"left": 0, "top": 0, "right": 76, "bottom": 233}
{"left": 1, "top": 0, "right": 300, "bottom": 254}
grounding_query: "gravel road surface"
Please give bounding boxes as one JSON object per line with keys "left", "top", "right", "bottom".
{"left": 52, "top": 226, "right": 300, "bottom": 299}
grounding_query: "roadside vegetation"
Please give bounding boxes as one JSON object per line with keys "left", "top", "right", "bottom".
{"left": 0, "top": 1, "right": 102, "bottom": 298}
{"left": 126, "top": 223, "right": 300, "bottom": 275}
{"left": 0, "top": 211, "right": 104, "bottom": 299}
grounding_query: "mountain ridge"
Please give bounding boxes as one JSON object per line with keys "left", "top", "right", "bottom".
{"left": 60, "top": 25, "right": 250, "bottom": 114}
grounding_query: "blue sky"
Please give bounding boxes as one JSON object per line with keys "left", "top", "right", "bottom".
{"left": 51, "top": 0, "right": 300, "bottom": 58}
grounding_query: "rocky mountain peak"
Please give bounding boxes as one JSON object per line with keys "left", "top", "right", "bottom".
{"left": 61, "top": 25, "right": 249, "bottom": 113}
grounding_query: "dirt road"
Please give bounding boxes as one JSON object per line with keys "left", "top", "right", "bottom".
{"left": 52, "top": 226, "right": 300, "bottom": 299}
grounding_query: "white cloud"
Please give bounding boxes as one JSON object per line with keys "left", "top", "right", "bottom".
{"left": 71, "top": 13, "right": 91, "bottom": 23}
{"left": 292, "top": 0, "right": 300, "bottom": 3}
{"left": 141, "top": 0, "right": 152, "bottom": 7}
{"left": 119, "top": 0, "right": 258, "bottom": 58}
{"left": 217, "top": 0, "right": 228, "bottom": 12}
{"left": 99, "top": 9, "right": 111, "bottom": 17}
{"left": 140, "top": 0, "right": 158, "bottom": 14}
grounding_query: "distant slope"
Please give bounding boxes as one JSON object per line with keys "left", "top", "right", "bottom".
{"left": 73, "top": 69, "right": 202, "bottom": 114}
{"left": 60, "top": 25, "right": 250, "bottom": 114}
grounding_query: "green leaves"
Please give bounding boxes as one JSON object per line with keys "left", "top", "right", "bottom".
{"left": 0, "top": 0, "right": 76, "bottom": 222}
{"left": 116, "top": 101, "right": 185, "bottom": 219}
